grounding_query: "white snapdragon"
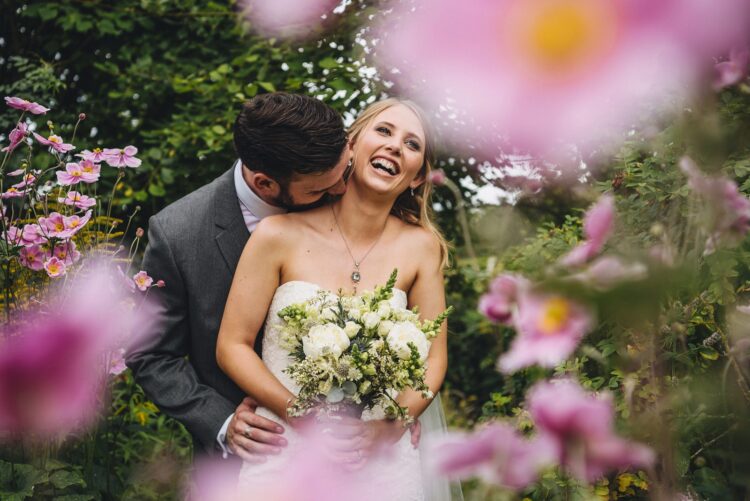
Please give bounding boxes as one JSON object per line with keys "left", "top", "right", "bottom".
{"left": 344, "top": 321, "right": 361, "bottom": 338}
{"left": 363, "top": 311, "right": 380, "bottom": 330}
{"left": 303, "top": 323, "right": 350, "bottom": 359}
{"left": 386, "top": 322, "right": 431, "bottom": 360}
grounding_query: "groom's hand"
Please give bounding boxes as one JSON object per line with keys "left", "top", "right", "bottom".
{"left": 226, "top": 397, "right": 287, "bottom": 462}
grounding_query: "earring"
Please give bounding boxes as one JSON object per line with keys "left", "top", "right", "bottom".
{"left": 410, "top": 187, "right": 415, "bottom": 196}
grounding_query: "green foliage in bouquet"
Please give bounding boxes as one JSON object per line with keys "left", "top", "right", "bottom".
{"left": 278, "top": 270, "right": 452, "bottom": 422}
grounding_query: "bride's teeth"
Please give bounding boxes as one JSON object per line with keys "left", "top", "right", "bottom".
{"left": 372, "top": 158, "right": 397, "bottom": 175}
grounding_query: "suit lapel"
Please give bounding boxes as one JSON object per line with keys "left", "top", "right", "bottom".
{"left": 213, "top": 168, "right": 250, "bottom": 273}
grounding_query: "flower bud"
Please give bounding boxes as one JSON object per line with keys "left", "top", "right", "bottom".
{"left": 156, "top": 280, "right": 166, "bottom": 288}
{"left": 78, "top": 113, "right": 86, "bottom": 121}
{"left": 428, "top": 169, "right": 447, "bottom": 186}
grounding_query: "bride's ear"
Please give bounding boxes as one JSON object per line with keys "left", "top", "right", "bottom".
{"left": 409, "top": 171, "right": 427, "bottom": 191}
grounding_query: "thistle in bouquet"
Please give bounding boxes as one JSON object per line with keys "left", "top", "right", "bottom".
{"left": 278, "top": 269, "right": 452, "bottom": 424}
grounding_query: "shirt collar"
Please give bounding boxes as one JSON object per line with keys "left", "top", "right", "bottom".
{"left": 233, "top": 159, "right": 287, "bottom": 220}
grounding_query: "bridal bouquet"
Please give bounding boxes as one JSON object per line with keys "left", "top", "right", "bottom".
{"left": 277, "top": 270, "right": 451, "bottom": 422}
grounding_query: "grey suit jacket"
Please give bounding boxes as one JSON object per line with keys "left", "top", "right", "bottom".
{"left": 127, "top": 167, "right": 251, "bottom": 453}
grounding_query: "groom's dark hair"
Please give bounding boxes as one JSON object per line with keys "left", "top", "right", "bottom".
{"left": 233, "top": 92, "right": 347, "bottom": 182}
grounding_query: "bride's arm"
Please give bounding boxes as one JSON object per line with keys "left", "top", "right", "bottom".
{"left": 399, "top": 231, "right": 448, "bottom": 421}
{"left": 216, "top": 217, "right": 295, "bottom": 422}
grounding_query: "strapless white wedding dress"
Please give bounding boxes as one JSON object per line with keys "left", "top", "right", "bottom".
{"left": 237, "top": 281, "right": 425, "bottom": 500}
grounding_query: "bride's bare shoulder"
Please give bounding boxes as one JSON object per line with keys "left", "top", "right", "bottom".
{"left": 251, "top": 206, "right": 328, "bottom": 242}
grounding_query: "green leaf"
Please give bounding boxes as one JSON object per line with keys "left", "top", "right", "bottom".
{"left": 698, "top": 346, "right": 719, "bottom": 361}
{"left": 318, "top": 57, "right": 339, "bottom": 69}
{"left": 211, "top": 125, "right": 226, "bottom": 135}
{"left": 258, "top": 81, "right": 276, "bottom": 92}
{"left": 49, "top": 469, "right": 86, "bottom": 490}
{"left": 133, "top": 190, "right": 148, "bottom": 202}
{"left": 148, "top": 183, "right": 166, "bottom": 197}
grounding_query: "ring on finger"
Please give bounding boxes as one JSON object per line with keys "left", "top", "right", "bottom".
{"left": 243, "top": 425, "right": 253, "bottom": 439}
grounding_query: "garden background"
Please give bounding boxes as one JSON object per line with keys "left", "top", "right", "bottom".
{"left": 2, "top": 0, "right": 750, "bottom": 499}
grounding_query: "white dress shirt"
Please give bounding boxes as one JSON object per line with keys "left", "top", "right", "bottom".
{"left": 217, "top": 160, "right": 287, "bottom": 457}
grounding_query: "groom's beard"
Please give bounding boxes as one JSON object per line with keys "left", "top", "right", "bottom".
{"left": 278, "top": 190, "right": 341, "bottom": 212}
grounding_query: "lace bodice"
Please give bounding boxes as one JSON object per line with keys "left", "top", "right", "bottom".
{"left": 238, "top": 281, "right": 424, "bottom": 500}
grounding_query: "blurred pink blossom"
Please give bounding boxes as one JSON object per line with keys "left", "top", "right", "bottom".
{"left": 61, "top": 211, "right": 93, "bottom": 238}
{"left": 2, "top": 122, "right": 28, "bottom": 153}
{"left": 238, "top": 0, "right": 339, "bottom": 39}
{"left": 43, "top": 257, "right": 67, "bottom": 278}
{"left": 428, "top": 422, "right": 556, "bottom": 490}
{"left": 561, "top": 194, "right": 615, "bottom": 266}
{"left": 680, "top": 156, "right": 750, "bottom": 252}
{"left": 77, "top": 148, "right": 108, "bottom": 163}
{"left": 377, "top": 0, "right": 750, "bottom": 157}
{"left": 713, "top": 47, "right": 750, "bottom": 90}
{"left": 33, "top": 133, "right": 75, "bottom": 154}
{"left": 58, "top": 191, "right": 97, "bottom": 210}
{"left": 570, "top": 256, "right": 648, "bottom": 291}
{"left": 479, "top": 274, "right": 527, "bottom": 324}
{"left": 103, "top": 146, "right": 141, "bottom": 168}
{"left": 0, "top": 262, "right": 158, "bottom": 439}
{"left": 78, "top": 159, "right": 101, "bottom": 182}
{"left": 133, "top": 271, "right": 153, "bottom": 292}
{"left": 428, "top": 169, "right": 447, "bottom": 186}
{"left": 528, "top": 380, "right": 655, "bottom": 482}
{"left": 19, "top": 245, "right": 46, "bottom": 271}
{"left": 4, "top": 96, "right": 49, "bottom": 115}
{"left": 498, "top": 291, "right": 594, "bottom": 373}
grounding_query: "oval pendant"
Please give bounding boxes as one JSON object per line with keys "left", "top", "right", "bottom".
{"left": 351, "top": 271, "right": 361, "bottom": 283}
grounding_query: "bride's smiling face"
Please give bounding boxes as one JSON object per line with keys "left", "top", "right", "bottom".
{"left": 350, "top": 104, "right": 427, "bottom": 197}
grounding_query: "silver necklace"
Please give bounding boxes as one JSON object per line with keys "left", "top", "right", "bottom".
{"left": 330, "top": 204, "right": 387, "bottom": 294}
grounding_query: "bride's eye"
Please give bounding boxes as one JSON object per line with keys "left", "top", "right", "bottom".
{"left": 376, "top": 126, "right": 391, "bottom": 135}
{"left": 406, "top": 139, "right": 421, "bottom": 151}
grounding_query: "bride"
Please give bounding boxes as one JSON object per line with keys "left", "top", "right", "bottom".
{"left": 217, "top": 98, "right": 455, "bottom": 500}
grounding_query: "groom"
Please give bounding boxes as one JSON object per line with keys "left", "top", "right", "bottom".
{"left": 127, "top": 93, "right": 351, "bottom": 460}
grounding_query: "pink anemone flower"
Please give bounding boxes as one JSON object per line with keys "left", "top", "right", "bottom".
{"left": 528, "top": 380, "right": 655, "bottom": 482}
{"left": 77, "top": 148, "right": 108, "bottom": 163}
{"left": 560, "top": 194, "right": 615, "bottom": 266}
{"left": 58, "top": 191, "right": 97, "bottom": 210}
{"left": 428, "top": 422, "right": 556, "bottom": 490}
{"left": 498, "top": 290, "right": 595, "bottom": 373}
{"left": 133, "top": 271, "right": 154, "bottom": 292}
{"left": 53, "top": 240, "right": 81, "bottom": 266}
{"left": 12, "top": 172, "right": 37, "bottom": 190}
{"left": 2, "top": 226, "right": 22, "bottom": 247}
{"left": 56, "top": 162, "right": 87, "bottom": 186}
{"left": 1, "top": 187, "right": 27, "bottom": 199}
{"left": 78, "top": 159, "right": 101, "bottom": 182}
{"left": 108, "top": 348, "right": 128, "bottom": 376}
{"left": 18, "top": 245, "right": 46, "bottom": 271}
{"left": 377, "top": 0, "right": 750, "bottom": 158}
{"left": 19, "top": 224, "right": 47, "bottom": 247}
{"left": 33, "top": 133, "right": 75, "bottom": 154}
{"left": 2, "top": 122, "right": 29, "bottom": 153}
{"left": 4, "top": 96, "right": 50, "bottom": 115}
{"left": 238, "top": 0, "right": 340, "bottom": 39}
{"left": 43, "top": 257, "right": 67, "bottom": 278}
{"left": 38, "top": 212, "right": 67, "bottom": 238}
{"left": 103, "top": 146, "right": 142, "bottom": 168}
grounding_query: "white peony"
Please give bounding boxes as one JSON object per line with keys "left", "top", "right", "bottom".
{"left": 344, "top": 321, "right": 361, "bottom": 338}
{"left": 363, "top": 312, "right": 380, "bottom": 330}
{"left": 303, "top": 323, "right": 350, "bottom": 359}
{"left": 386, "top": 322, "right": 431, "bottom": 360}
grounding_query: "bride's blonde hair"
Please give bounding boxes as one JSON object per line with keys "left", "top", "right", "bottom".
{"left": 348, "top": 98, "right": 450, "bottom": 268}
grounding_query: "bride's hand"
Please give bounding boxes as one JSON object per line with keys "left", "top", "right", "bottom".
{"left": 360, "top": 418, "right": 408, "bottom": 453}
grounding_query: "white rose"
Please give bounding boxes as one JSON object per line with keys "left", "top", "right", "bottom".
{"left": 344, "top": 321, "right": 361, "bottom": 339}
{"left": 349, "top": 308, "right": 363, "bottom": 321}
{"left": 377, "top": 301, "right": 391, "bottom": 318}
{"left": 378, "top": 320, "right": 394, "bottom": 338}
{"left": 386, "top": 322, "right": 431, "bottom": 360}
{"left": 363, "top": 312, "right": 380, "bottom": 330}
{"left": 303, "top": 323, "right": 350, "bottom": 359}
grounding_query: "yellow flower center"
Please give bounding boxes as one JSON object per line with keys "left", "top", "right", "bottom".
{"left": 509, "top": 0, "right": 617, "bottom": 76}
{"left": 69, "top": 220, "right": 79, "bottom": 228}
{"left": 48, "top": 262, "right": 60, "bottom": 273}
{"left": 49, "top": 136, "right": 61, "bottom": 144}
{"left": 538, "top": 297, "right": 570, "bottom": 334}
{"left": 71, "top": 168, "right": 83, "bottom": 176}
{"left": 94, "top": 148, "right": 102, "bottom": 154}
{"left": 54, "top": 222, "right": 64, "bottom": 231}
